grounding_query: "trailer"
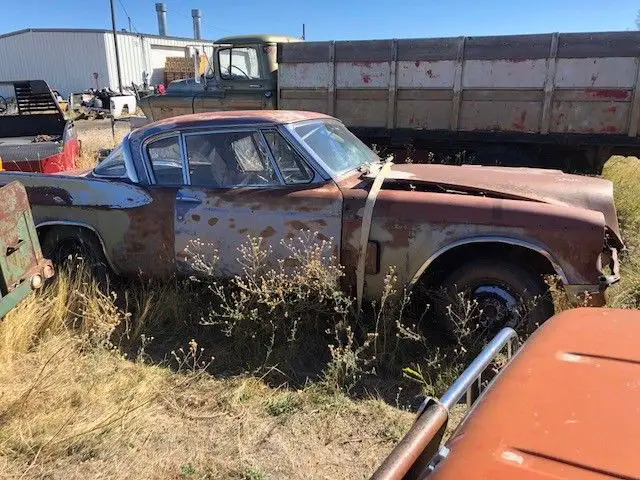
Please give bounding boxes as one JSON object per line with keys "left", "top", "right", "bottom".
{"left": 139, "top": 32, "right": 640, "bottom": 173}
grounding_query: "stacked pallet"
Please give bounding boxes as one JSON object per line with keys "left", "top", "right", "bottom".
{"left": 164, "top": 56, "right": 208, "bottom": 84}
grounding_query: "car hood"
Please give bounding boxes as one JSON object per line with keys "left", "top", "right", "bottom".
{"left": 430, "top": 308, "right": 640, "bottom": 480}
{"left": 368, "top": 163, "right": 623, "bottom": 247}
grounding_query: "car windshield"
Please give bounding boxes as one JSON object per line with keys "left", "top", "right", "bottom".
{"left": 288, "top": 120, "right": 380, "bottom": 177}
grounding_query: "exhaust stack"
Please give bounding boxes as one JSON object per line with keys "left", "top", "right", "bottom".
{"left": 192, "top": 9, "right": 202, "bottom": 40}
{"left": 155, "top": 3, "right": 167, "bottom": 36}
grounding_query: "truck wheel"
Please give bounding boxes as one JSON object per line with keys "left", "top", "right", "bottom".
{"left": 435, "top": 259, "right": 553, "bottom": 338}
{"left": 41, "top": 227, "right": 111, "bottom": 283}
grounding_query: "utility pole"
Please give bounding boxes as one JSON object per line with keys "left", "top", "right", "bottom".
{"left": 302, "top": 23, "right": 306, "bottom": 40}
{"left": 110, "top": 0, "right": 123, "bottom": 92}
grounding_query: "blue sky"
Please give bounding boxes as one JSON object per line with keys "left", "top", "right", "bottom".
{"left": 1, "top": 0, "right": 638, "bottom": 40}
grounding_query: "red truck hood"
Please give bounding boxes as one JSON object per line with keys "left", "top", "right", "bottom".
{"left": 370, "top": 163, "right": 623, "bottom": 247}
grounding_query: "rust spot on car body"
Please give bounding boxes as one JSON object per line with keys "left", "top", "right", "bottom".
{"left": 191, "top": 214, "right": 200, "bottom": 221}
{"left": 287, "top": 220, "right": 309, "bottom": 231}
{"left": 27, "top": 186, "right": 73, "bottom": 206}
{"left": 120, "top": 188, "right": 176, "bottom": 277}
{"left": 208, "top": 217, "right": 218, "bottom": 226}
{"left": 260, "top": 226, "right": 275, "bottom": 238}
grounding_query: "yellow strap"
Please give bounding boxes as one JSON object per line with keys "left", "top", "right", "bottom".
{"left": 356, "top": 161, "right": 393, "bottom": 311}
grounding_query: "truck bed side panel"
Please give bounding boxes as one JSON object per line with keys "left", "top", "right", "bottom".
{"left": 278, "top": 32, "right": 640, "bottom": 137}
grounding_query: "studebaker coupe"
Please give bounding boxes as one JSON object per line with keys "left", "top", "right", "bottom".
{"left": 0, "top": 111, "right": 623, "bottom": 330}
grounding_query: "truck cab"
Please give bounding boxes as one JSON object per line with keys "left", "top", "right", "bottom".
{"left": 140, "top": 35, "right": 300, "bottom": 122}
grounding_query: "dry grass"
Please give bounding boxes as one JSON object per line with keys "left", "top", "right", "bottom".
{"left": 602, "top": 156, "right": 640, "bottom": 308}
{"left": 76, "top": 122, "right": 128, "bottom": 170}
{"left": 0, "top": 267, "right": 415, "bottom": 479}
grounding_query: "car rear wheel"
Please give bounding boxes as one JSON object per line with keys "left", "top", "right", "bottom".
{"left": 41, "top": 227, "right": 111, "bottom": 284}
{"left": 435, "top": 259, "right": 554, "bottom": 339}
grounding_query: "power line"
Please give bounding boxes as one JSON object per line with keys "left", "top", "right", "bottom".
{"left": 117, "top": 0, "right": 138, "bottom": 33}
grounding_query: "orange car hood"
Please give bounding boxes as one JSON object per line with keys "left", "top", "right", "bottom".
{"left": 431, "top": 308, "right": 640, "bottom": 480}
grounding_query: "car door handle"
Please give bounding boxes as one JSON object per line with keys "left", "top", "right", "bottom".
{"left": 249, "top": 84, "right": 263, "bottom": 88}
{"left": 176, "top": 194, "right": 201, "bottom": 204}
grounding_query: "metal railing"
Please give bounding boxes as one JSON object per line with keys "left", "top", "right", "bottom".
{"left": 439, "top": 327, "right": 516, "bottom": 410}
{"left": 374, "top": 327, "right": 518, "bottom": 480}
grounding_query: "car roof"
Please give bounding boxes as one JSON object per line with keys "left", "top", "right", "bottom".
{"left": 130, "top": 110, "right": 334, "bottom": 142}
{"left": 431, "top": 307, "right": 640, "bottom": 479}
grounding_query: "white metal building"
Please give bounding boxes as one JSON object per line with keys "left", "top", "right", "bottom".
{"left": 0, "top": 28, "right": 216, "bottom": 97}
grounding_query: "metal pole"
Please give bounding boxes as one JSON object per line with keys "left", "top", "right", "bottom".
{"left": 302, "top": 23, "right": 306, "bottom": 40}
{"left": 110, "top": 0, "right": 123, "bottom": 93}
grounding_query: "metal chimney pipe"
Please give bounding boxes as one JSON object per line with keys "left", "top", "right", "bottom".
{"left": 191, "top": 9, "right": 202, "bottom": 40}
{"left": 155, "top": 3, "right": 167, "bottom": 36}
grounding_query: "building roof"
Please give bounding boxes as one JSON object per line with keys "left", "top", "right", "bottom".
{"left": 0, "top": 28, "right": 217, "bottom": 43}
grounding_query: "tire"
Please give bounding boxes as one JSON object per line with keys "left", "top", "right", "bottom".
{"left": 40, "top": 227, "right": 111, "bottom": 283}
{"left": 434, "top": 259, "right": 553, "bottom": 339}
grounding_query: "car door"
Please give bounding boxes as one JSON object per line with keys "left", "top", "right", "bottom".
{"left": 172, "top": 127, "right": 343, "bottom": 278}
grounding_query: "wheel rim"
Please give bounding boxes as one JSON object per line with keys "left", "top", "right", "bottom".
{"left": 472, "top": 285, "right": 519, "bottom": 332}
{"left": 55, "top": 239, "right": 90, "bottom": 266}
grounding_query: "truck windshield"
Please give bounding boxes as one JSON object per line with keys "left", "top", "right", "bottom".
{"left": 218, "top": 47, "right": 261, "bottom": 80}
{"left": 289, "top": 120, "right": 380, "bottom": 177}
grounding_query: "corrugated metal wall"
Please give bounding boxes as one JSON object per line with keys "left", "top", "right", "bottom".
{"left": 0, "top": 30, "right": 217, "bottom": 97}
{"left": 0, "top": 30, "right": 108, "bottom": 97}
{"left": 103, "top": 33, "right": 216, "bottom": 92}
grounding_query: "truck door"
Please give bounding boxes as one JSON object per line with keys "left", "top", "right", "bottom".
{"left": 212, "top": 45, "right": 276, "bottom": 111}
{"left": 169, "top": 128, "right": 343, "bottom": 277}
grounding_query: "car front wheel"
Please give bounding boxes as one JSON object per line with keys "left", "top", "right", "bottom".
{"left": 436, "top": 259, "right": 554, "bottom": 339}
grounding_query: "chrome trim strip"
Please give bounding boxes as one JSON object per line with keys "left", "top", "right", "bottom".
{"left": 140, "top": 132, "right": 182, "bottom": 186}
{"left": 35, "top": 220, "right": 119, "bottom": 274}
{"left": 408, "top": 236, "right": 569, "bottom": 287}
{"left": 121, "top": 132, "right": 139, "bottom": 183}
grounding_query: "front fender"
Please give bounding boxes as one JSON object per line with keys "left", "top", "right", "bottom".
{"left": 362, "top": 190, "right": 606, "bottom": 300}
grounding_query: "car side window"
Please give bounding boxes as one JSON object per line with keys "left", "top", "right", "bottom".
{"left": 147, "top": 136, "right": 184, "bottom": 185}
{"left": 93, "top": 145, "right": 127, "bottom": 178}
{"left": 263, "top": 130, "right": 314, "bottom": 184}
{"left": 185, "top": 131, "right": 279, "bottom": 188}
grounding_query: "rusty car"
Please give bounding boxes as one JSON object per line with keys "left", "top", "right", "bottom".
{"left": 0, "top": 181, "right": 54, "bottom": 318}
{"left": 0, "top": 110, "right": 623, "bottom": 331}
{"left": 372, "top": 307, "right": 640, "bottom": 479}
